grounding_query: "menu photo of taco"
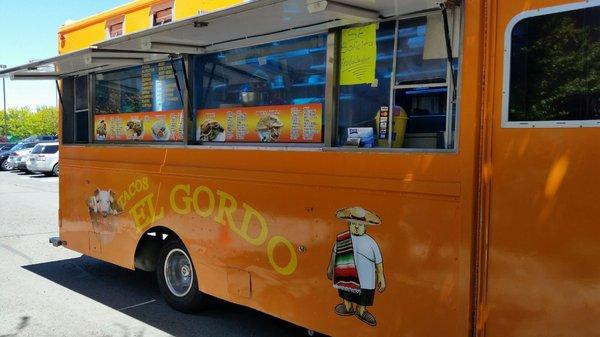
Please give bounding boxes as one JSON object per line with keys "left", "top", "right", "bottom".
{"left": 96, "top": 120, "right": 107, "bottom": 140}
{"left": 197, "top": 119, "right": 225, "bottom": 142}
{"left": 125, "top": 119, "right": 144, "bottom": 140}
{"left": 151, "top": 120, "right": 171, "bottom": 141}
{"left": 256, "top": 115, "right": 284, "bottom": 142}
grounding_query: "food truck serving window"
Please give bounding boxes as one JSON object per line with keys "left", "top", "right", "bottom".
{"left": 93, "top": 60, "right": 185, "bottom": 142}
{"left": 504, "top": 4, "right": 600, "bottom": 126}
{"left": 337, "top": 21, "right": 395, "bottom": 148}
{"left": 337, "top": 12, "right": 461, "bottom": 150}
{"left": 192, "top": 34, "right": 327, "bottom": 144}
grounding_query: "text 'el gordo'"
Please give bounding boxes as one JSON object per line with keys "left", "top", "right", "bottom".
{"left": 169, "top": 184, "right": 298, "bottom": 276}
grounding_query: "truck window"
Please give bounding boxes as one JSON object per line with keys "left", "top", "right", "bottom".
{"left": 93, "top": 59, "right": 185, "bottom": 142}
{"left": 336, "top": 21, "right": 395, "bottom": 148}
{"left": 75, "top": 75, "right": 89, "bottom": 143}
{"left": 337, "top": 13, "right": 461, "bottom": 150}
{"left": 505, "top": 4, "right": 599, "bottom": 125}
{"left": 192, "top": 34, "right": 327, "bottom": 145}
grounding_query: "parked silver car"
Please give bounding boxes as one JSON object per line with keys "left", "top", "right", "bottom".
{"left": 4, "top": 143, "right": 37, "bottom": 170}
{"left": 26, "top": 143, "right": 59, "bottom": 176}
{"left": 9, "top": 148, "right": 36, "bottom": 172}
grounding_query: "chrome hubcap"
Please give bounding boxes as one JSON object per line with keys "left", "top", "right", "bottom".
{"left": 164, "top": 248, "right": 193, "bottom": 297}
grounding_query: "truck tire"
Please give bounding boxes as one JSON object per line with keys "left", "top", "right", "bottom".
{"left": 156, "top": 239, "right": 209, "bottom": 313}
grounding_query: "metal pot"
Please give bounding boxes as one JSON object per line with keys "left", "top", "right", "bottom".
{"left": 240, "top": 92, "right": 257, "bottom": 106}
{"left": 239, "top": 91, "right": 267, "bottom": 106}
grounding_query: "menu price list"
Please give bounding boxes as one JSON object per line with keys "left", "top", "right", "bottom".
{"left": 94, "top": 110, "right": 184, "bottom": 142}
{"left": 196, "top": 103, "right": 322, "bottom": 143}
{"left": 140, "top": 62, "right": 181, "bottom": 112}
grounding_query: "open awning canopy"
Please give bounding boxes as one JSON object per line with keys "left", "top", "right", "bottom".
{"left": 0, "top": 49, "right": 170, "bottom": 80}
{"left": 0, "top": 0, "right": 440, "bottom": 79}
{"left": 95, "top": 0, "right": 439, "bottom": 54}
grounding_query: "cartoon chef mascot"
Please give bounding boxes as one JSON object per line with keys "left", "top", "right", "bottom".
{"left": 327, "top": 206, "right": 385, "bottom": 326}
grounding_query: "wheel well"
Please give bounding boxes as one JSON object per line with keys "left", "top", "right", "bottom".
{"left": 134, "top": 226, "right": 181, "bottom": 272}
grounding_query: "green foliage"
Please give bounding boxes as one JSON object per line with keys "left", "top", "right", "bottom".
{"left": 0, "top": 106, "right": 58, "bottom": 140}
{"left": 509, "top": 8, "right": 600, "bottom": 121}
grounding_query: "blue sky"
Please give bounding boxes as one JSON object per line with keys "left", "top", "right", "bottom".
{"left": 0, "top": 0, "right": 131, "bottom": 109}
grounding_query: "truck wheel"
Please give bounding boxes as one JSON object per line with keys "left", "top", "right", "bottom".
{"left": 52, "top": 164, "right": 59, "bottom": 176}
{"left": 157, "top": 239, "right": 209, "bottom": 313}
{"left": 0, "top": 159, "right": 11, "bottom": 171}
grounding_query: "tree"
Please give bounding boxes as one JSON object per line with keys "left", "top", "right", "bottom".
{"left": 509, "top": 7, "right": 600, "bottom": 121}
{"left": 0, "top": 106, "right": 58, "bottom": 141}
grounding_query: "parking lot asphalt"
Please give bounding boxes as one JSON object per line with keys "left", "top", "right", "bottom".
{"left": 0, "top": 170, "right": 310, "bottom": 337}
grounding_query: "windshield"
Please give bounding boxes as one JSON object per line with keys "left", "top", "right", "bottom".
{"left": 31, "top": 145, "right": 58, "bottom": 154}
{"left": 31, "top": 145, "right": 44, "bottom": 154}
{"left": 8, "top": 143, "right": 24, "bottom": 152}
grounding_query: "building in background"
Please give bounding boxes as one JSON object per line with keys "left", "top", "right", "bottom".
{"left": 58, "top": 0, "right": 245, "bottom": 54}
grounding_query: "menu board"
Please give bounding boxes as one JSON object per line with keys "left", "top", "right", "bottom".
{"left": 94, "top": 110, "right": 184, "bottom": 142}
{"left": 196, "top": 104, "right": 322, "bottom": 143}
{"left": 140, "top": 62, "right": 181, "bottom": 112}
{"left": 95, "top": 61, "right": 183, "bottom": 114}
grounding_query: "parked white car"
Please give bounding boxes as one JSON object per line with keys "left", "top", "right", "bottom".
{"left": 26, "top": 143, "right": 59, "bottom": 176}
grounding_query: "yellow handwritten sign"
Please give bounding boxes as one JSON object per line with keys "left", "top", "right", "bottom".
{"left": 340, "top": 23, "right": 377, "bottom": 85}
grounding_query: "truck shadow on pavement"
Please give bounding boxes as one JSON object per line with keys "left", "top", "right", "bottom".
{"left": 2, "top": 170, "right": 55, "bottom": 178}
{"left": 23, "top": 255, "right": 312, "bottom": 337}
{"left": 27, "top": 174, "right": 55, "bottom": 179}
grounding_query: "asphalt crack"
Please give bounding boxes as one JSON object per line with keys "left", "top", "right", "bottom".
{"left": 0, "top": 231, "right": 57, "bottom": 239}
{"left": 0, "top": 243, "right": 34, "bottom": 264}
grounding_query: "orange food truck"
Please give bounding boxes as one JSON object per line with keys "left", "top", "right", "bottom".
{"left": 2, "top": 0, "right": 599, "bottom": 336}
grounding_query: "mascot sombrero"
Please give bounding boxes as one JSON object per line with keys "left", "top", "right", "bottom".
{"left": 327, "top": 206, "right": 386, "bottom": 326}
